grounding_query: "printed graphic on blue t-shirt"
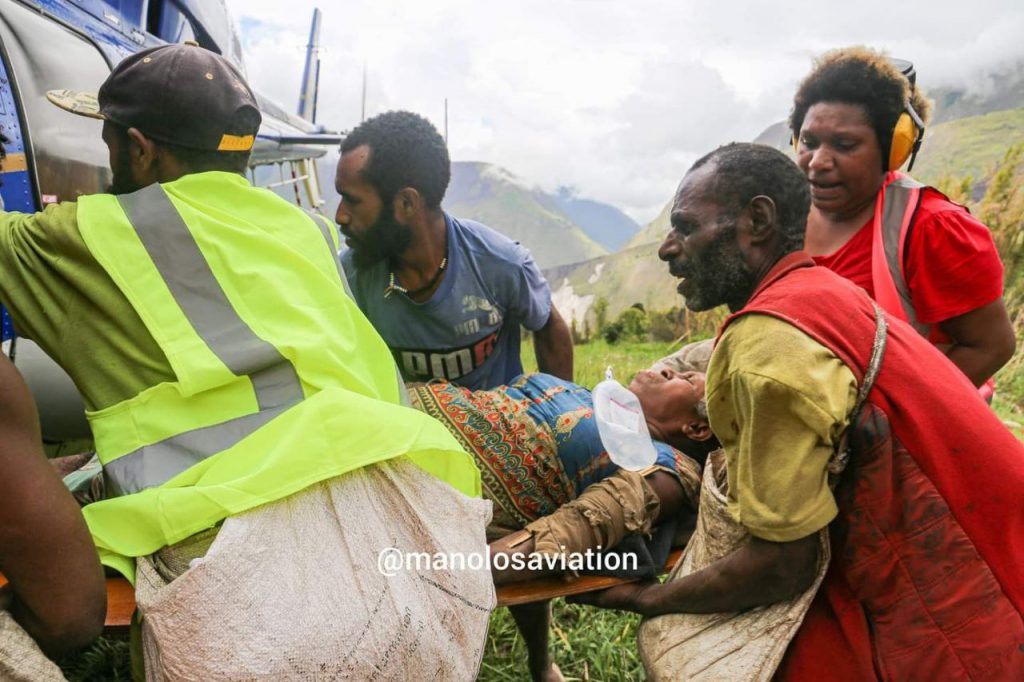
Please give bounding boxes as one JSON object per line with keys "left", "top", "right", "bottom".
{"left": 342, "top": 213, "right": 551, "bottom": 390}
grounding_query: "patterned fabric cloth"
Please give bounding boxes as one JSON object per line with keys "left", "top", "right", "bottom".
{"left": 408, "top": 373, "right": 701, "bottom": 535}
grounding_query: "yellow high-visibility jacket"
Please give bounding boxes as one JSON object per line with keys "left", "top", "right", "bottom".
{"left": 77, "top": 172, "right": 479, "bottom": 581}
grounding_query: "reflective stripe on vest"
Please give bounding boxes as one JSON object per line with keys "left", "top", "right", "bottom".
{"left": 871, "top": 175, "right": 997, "bottom": 398}
{"left": 76, "top": 174, "right": 481, "bottom": 581}
{"left": 305, "top": 207, "right": 348, "bottom": 291}
{"left": 871, "top": 172, "right": 927, "bottom": 335}
{"left": 105, "top": 185, "right": 305, "bottom": 495}
{"left": 303, "top": 207, "right": 411, "bottom": 407}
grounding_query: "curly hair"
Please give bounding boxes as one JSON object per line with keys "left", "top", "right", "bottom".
{"left": 690, "top": 142, "right": 811, "bottom": 254}
{"left": 341, "top": 111, "right": 450, "bottom": 208}
{"left": 788, "top": 47, "right": 932, "bottom": 168}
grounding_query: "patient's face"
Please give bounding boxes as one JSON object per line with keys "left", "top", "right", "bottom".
{"left": 629, "top": 368, "right": 705, "bottom": 424}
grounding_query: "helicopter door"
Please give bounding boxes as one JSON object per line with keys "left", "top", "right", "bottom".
{"left": 0, "top": 5, "right": 36, "bottom": 347}
{"left": 0, "top": 1, "right": 115, "bottom": 448}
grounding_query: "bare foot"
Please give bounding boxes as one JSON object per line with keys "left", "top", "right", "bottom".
{"left": 538, "top": 662, "right": 564, "bottom": 682}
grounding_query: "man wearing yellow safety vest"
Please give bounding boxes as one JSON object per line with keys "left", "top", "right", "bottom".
{"left": 0, "top": 44, "right": 492, "bottom": 678}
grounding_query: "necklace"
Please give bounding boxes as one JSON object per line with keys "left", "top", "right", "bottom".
{"left": 384, "top": 257, "right": 448, "bottom": 299}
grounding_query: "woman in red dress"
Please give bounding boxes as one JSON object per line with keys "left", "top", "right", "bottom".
{"left": 789, "top": 47, "right": 1015, "bottom": 393}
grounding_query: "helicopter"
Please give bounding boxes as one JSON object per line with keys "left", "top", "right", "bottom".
{"left": 0, "top": 0, "right": 340, "bottom": 450}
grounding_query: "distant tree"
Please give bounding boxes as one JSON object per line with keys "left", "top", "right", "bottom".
{"left": 570, "top": 315, "right": 582, "bottom": 345}
{"left": 617, "top": 307, "right": 650, "bottom": 341}
{"left": 648, "top": 306, "right": 687, "bottom": 342}
{"left": 934, "top": 173, "right": 974, "bottom": 205}
{"left": 979, "top": 144, "right": 1024, "bottom": 314}
{"left": 603, "top": 307, "right": 650, "bottom": 344}
{"left": 594, "top": 296, "right": 609, "bottom": 335}
{"left": 602, "top": 324, "right": 621, "bottom": 344}
{"left": 960, "top": 144, "right": 1024, "bottom": 399}
{"left": 979, "top": 144, "right": 1023, "bottom": 240}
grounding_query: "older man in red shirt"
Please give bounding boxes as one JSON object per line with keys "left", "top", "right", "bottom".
{"left": 577, "top": 143, "right": 1024, "bottom": 681}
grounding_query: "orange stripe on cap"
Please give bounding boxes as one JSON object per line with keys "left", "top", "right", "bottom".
{"left": 217, "top": 134, "right": 255, "bottom": 151}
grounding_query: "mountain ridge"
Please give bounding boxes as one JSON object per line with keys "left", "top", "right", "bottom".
{"left": 445, "top": 161, "right": 642, "bottom": 259}
{"left": 549, "top": 103, "right": 1024, "bottom": 327}
{"left": 444, "top": 161, "right": 609, "bottom": 269}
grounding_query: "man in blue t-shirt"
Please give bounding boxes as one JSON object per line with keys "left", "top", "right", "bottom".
{"left": 336, "top": 111, "right": 573, "bottom": 390}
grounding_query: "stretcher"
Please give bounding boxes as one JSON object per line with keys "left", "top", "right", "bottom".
{"left": 2, "top": 547, "right": 685, "bottom": 634}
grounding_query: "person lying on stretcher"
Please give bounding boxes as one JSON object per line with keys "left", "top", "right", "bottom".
{"left": 406, "top": 366, "right": 717, "bottom": 681}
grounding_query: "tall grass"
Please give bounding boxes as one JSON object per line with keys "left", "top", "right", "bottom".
{"left": 521, "top": 337, "right": 685, "bottom": 388}
{"left": 480, "top": 602, "right": 643, "bottom": 681}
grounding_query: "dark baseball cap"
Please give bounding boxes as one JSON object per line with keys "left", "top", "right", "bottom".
{"left": 46, "top": 43, "right": 261, "bottom": 152}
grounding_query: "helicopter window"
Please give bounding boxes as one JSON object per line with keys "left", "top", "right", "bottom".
{"left": 252, "top": 160, "right": 321, "bottom": 211}
{"left": 99, "top": 0, "right": 146, "bottom": 31}
{"left": 0, "top": 1, "right": 112, "bottom": 203}
{"left": 146, "top": 1, "right": 198, "bottom": 45}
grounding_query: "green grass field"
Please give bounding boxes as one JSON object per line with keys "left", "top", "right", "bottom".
{"left": 521, "top": 337, "right": 684, "bottom": 388}
{"left": 480, "top": 601, "right": 644, "bottom": 681}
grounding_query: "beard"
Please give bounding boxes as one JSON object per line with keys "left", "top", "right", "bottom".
{"left": 105, "top": 146, "right": 144, "bottom": 195}
{"left": 345, "top": 207, "right": 414, "bottom": 269}
{"left": 679, "top": 221, "right": 757, "bottom": 312}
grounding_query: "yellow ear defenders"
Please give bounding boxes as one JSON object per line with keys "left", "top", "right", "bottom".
{"left": 792, "top": 57, "right": 926, "bottom": 172}
{"left": 887, "top": 58, "right": 925, "bottom": 171}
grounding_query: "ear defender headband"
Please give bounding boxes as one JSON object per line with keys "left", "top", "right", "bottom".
{"left": 791, "top": 56, "right": 926, "bottom": 172}
{"left": 887, "top": 58, "right": 925, "bottom": 172}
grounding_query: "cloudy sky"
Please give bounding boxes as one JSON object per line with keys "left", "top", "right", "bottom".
{"left": 224, "top": 0, "right": 1024, "bottom": 224}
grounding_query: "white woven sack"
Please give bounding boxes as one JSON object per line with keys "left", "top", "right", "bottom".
{"left": 638, "top": 450, "right": 829, "bottom": 682}
{"left": 136, "top": 456, "right": 495, "bottom": 681}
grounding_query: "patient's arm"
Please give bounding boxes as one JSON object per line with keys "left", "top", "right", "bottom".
{"left": 490, "top": 470, "right": 687, "bottom": 585}
{"left": 647, "top": 469, "right": 685, "bottom": 524}
{"left": 569, "top": 532, "right": 819, "bottom": 615}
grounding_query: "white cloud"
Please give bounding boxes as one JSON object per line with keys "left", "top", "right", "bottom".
{"left": 226, "top": 0, "right": 1024, "bottom": 224}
